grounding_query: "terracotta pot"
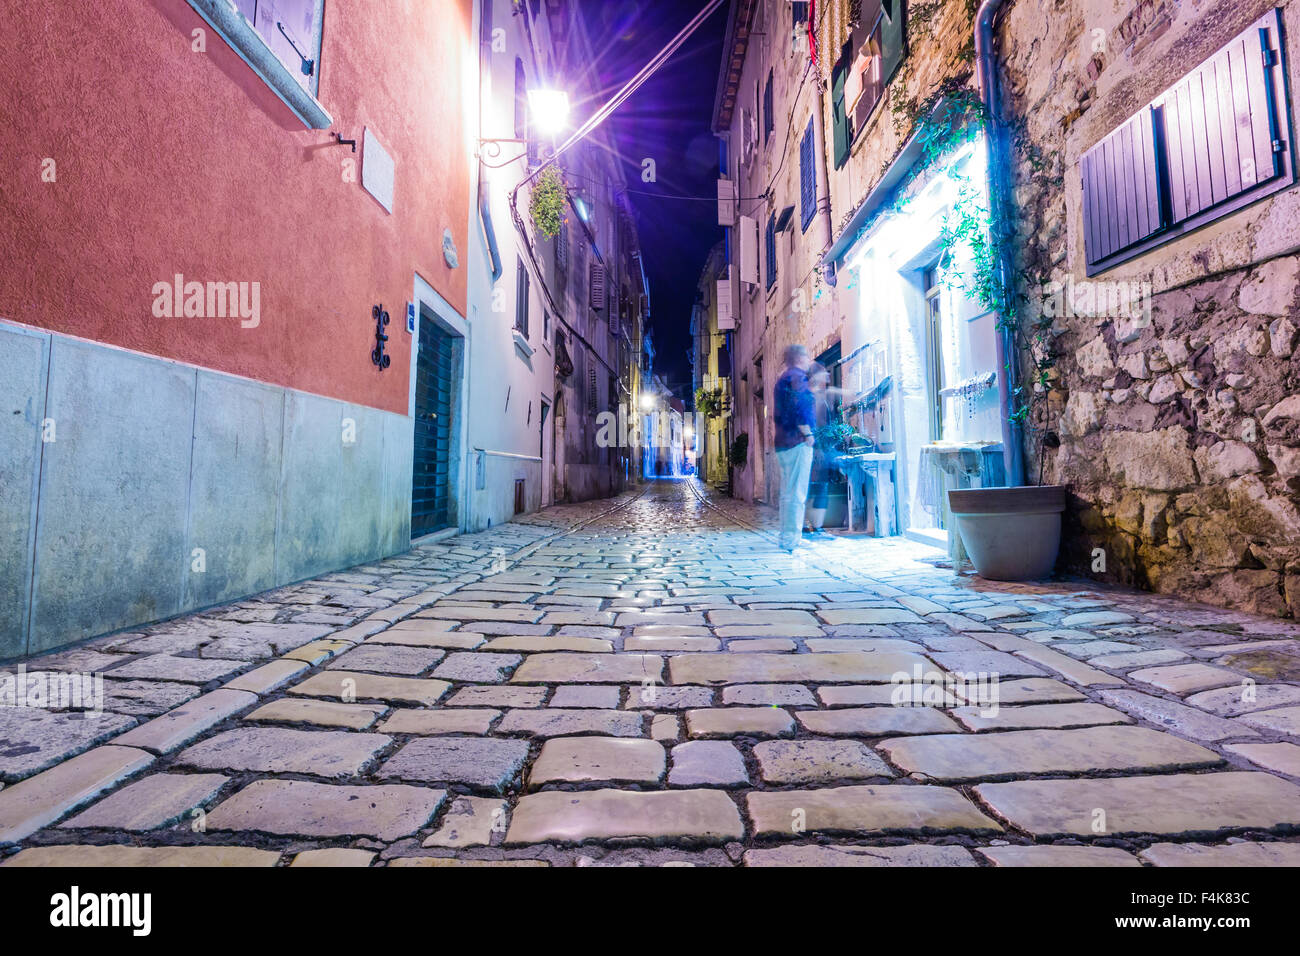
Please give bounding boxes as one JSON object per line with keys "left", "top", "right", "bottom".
{"left": 947, "top": 485, "right": 1067, "bottom": 581}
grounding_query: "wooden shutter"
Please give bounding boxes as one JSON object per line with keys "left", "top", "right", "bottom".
{"left": 1158, "top": 20, "right": 1284, "bottom": 224}
{"left": 831, "top": 43, "right": 851, "bottom": 168}
{"left": 718, "top": 179, "right": 736, "bottom": 226}
{"left": 800, "top": 118, "right": 816, "bottom": 231}
{"left": 515, "top": 259, "right": 530, "bottom": 335}
{"left": 589, "top": 262, "right": 605, "bottom": 311}
{"left": 1081, "top": 107, "right": 1164, "bottom": 267}
{"left": 764, "top": 72, "right": 775, "bottom": 140}
{"left": 765, "top": 214, "right": 777, "bottom": 290}
{"left": 738, "top": 215, "right": 759, "bottom": 286}
{"left": 717, "top": 274, "right": 735, "bottom": 330}
{"left": 556, "top": 223, "right": 569, "bottom": 268}
{"left": 255, "top": 0, "right": 316, "bottom": 91}
{"left": 879, "top": 0, "right": 906, "bottom": 86}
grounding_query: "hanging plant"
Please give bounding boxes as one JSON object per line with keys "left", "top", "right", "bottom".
{"left": 695, "top": 387, "right": 724, "bottom": 419}
{"left": 529, "top": 166, "right": 568, "bottom": 240}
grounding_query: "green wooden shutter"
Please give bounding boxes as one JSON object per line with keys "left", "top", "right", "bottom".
{"left": 831, "top": 42, "right": 851, "bottom": 168}
{"left": 880, "top": 0, "right": 907, "bottom": 85}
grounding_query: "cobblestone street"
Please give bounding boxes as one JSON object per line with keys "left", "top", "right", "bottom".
{"left": 3, "top": 480, "right": 1300, "bottom": 867}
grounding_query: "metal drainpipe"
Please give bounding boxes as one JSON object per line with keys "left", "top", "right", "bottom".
{"left": 812, "top": 70, "right": 836, "bottom": 285}
{"left": 976, "top": 0, "right": 1026, "bottom": 487}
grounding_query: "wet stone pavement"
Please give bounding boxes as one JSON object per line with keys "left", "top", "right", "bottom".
{"left": 3, "top": 480, "right": 1300, "bottom": 867}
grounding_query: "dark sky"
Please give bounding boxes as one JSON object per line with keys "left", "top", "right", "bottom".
{"left": 577, "top": 0, "right": 727, "bottom": 396}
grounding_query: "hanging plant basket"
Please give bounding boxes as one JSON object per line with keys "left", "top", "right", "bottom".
{"left": 529, "top": 166, "right": 568, "bottom": 240}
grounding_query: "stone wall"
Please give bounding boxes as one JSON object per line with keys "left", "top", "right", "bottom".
{"left": 1000, "top": 0, "right": 1300, "bottom": 616}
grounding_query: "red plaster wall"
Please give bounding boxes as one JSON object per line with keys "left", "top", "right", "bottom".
{"left": 0, "top": 0, "right": 472, "bottom": 415}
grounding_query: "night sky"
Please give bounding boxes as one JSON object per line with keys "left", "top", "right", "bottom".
{"left": 576, "top": 0, "right": 727, "bottom": 397}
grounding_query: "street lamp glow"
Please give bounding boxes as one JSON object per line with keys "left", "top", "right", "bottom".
{"left": 640, "top": 393, "right": 656, "bottom": 411}
{"left": 527, "top": 88, "right": 571, "bottom": 136}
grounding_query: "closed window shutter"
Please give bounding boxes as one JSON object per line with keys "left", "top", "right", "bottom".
{"left": 1082, "top": 10, "right": 1291, "bottom": 273}
{"left": 588, "top": 366, "right": 597, "bottom": 415}
{"left": 879, "top": 0, "right": 906, "bottom": 85}
{"left": 831, "top": 45, "right": 851, "bottom": 168}
{"left": 515, "top": 259, "right": 530, "bottom": 335}
{"left": 254, "top": 0, "right": 317, "bottom": 92}
{"left": 800, "top": 118, "right": 816, "bottom": 231}
{"left": 717, "top": 275, "right": 735, "bottom": 330}
{"left": 589, "top": 261, "right": 605, "bottom": 311}
{"left": 1081, "top": 107, "right": 1163, "bottom": 267}
{"left": 717, "top": 178, "right": 736, "bottom": 226}
{"left": 1159, "top": 26, "right": 1284, "bottom": 224}
{"left": 556, "top": 223, "right": 569, "bottom": 268}
{"left": 738, "top": 215, "right": 759, "bottom": 286}
{"left": 764, "top": 73, "right": 775, "bottom": 140}
{"left": 765, "top": 214, "right": 777, "bottom": 290}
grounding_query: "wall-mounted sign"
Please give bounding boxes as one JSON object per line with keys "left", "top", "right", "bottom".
{"left": 406, "top": 302, "right": 416, "bottom": 334}
{"left": 362, "top": 127, "right": 395, "bottom": 214}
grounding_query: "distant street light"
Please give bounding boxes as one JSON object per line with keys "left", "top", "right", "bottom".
{"left": 640, "top": 393, "right": 657, "bottom": 411}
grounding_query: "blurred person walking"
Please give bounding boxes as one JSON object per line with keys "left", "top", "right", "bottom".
{"left": 773, "top": 344, "right": 815, "bottom": 551}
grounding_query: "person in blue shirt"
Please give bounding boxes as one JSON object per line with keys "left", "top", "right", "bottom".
{"left": 772, "top": 344, "right": 815, "bottom": 551}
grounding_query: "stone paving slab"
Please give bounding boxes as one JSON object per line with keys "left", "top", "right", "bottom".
{"left": 177, "top": 728, "right": 390, "bottom": 778}
{"left": 379, "top": 738, "right": 530, "bottom": 793}
{"left": 668, "top": 651, "right": 933, "bottom": 685}
{"left": 114, "top": 688, "right": 257, "bottom": 754}
{"left": 496, "top": 708, "right": 643, "bottom": 737}
{"left": 880, "top": 725, "right": 1222, "bottom": 782}
{"left": 379, "top": 708, "right": 499, "bottom": 735}
{"left": 746, "top": 785, "right": 1001, "bottom": 838}
{"left": 289, "top": 671, "right": 451, "bottom": 706}
{"left": 511, "top": 653, "right": 663, "bottom": 684}
{"left": 206, "top": 779, "right": 445, "bottom": 840}
{"left": 506, "top": 788, "right": 745, "bottom": 845}
{"left": 0, "top": 745, "right": 155, "bottom": 843}
{"left": 530, "top": 737, "right": 666, "bottom": 786}
{"left": 974, "top": 772, "right": 1300, "bottom": 837}
{"left": 753, "top": 740, "right": 894, "bottom": 784}
{"left": 62, "top": 772, "right": 227, "bottom": 831}
{"left": 1138, "top": 841, "right": 1300, "bottom": 866}
{"left": 0, "top": 708, "right": 138, "bottom": 781}
{"left": 975, "top": 845, "right": 1141, "bottom": 867}
{"left": 797, "top": 707, "right": 961, "bottom": 736}
{"left": 248, "top": 698, "right": 388, "bottom": 730}
{"left": 743, "top": 844, "right": 977, "bottom": 866}
{"left": 2, "top": 845, "right": 280, "bottom": 867}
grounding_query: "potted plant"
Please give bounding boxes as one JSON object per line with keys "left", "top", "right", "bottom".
{"left": 925, "top": 88, "right": 1065, "bottom": 581}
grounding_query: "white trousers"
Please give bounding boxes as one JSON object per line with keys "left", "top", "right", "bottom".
{"left": 775, "top": 442, "right": 814, "bottom": 549}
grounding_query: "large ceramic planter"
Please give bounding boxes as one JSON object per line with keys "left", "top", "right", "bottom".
{"left": 947, "top": 485, "right": 1066, "bottom": 581}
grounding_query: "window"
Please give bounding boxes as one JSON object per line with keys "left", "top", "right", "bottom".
{"left": 765, "top": 213, "right": 777, "bottom": 290}
{"left": 514, "top": 58, "right": 528, "bottom": 141}
{"left": 923, "top": 265, "right": 946, "bottom": 445}
{"left": 1082, "top": 10, "right": 1293, "bottom": 274}
{"left": 543, "top": 309, "right": 552, "bottom": 342}
{"left": 763, "top": 72, "right": 775, "bottom": 142}
{"left": 799, "top": 118, "right": 816, "bottom": 231}
{"left": 515, "top": 258, "right": 530, "bottom": 337}
{"left": 186, "top": 0, "right": 328, "bottom": 128}
{"left": 829, "top": 0, "right": 906, "bottom": 166}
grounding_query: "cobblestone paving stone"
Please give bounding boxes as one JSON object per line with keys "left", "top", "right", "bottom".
{"left": 3, "top": 480, "right": 1300, "bottom": 865}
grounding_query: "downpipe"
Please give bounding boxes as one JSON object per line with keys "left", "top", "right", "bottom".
{"left": 975, "top": 0, "right": 1027, "bottom": 487}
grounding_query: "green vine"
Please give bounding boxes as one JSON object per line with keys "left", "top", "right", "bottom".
{"left": 528, "top": 166, "right": 568, "bottom": 240}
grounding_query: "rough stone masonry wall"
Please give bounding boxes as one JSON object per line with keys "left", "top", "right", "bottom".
{"left": 1000, "top": 0, "right": 1300, "bottom": 618}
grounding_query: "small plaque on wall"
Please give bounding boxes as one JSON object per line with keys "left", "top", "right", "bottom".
{"left": 363, "top": 127, "right": 395, "bottom": 214}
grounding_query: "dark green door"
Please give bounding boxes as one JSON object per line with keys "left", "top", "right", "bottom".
{"left": 412, "top": 314, "right": 455, "bottom": 536}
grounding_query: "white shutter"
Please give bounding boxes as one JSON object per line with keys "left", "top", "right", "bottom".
{"left": 717, "top": 273, "right": 735, "bottom": 330}
{"left": 718, "top": 178, "right": 736, "bottom": 226}
{"left": 738, "top": 215, "right": 758, "bottom": 286}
